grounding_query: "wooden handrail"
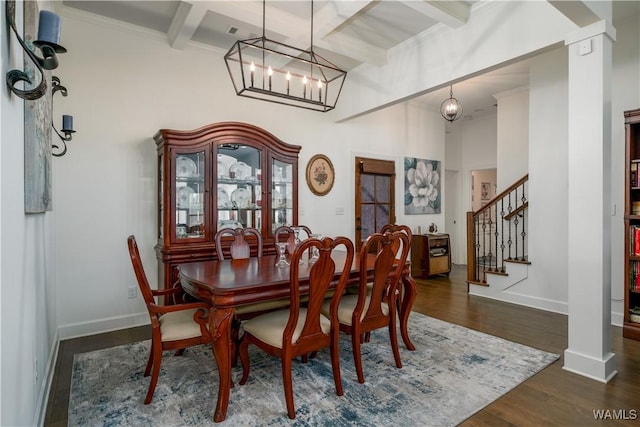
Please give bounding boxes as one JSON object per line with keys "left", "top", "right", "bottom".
{"left": 504, "top": 202, "right": 528, "bottom": 221}
{"left": 475, "top": 174, "right": 528, "bottom": 218}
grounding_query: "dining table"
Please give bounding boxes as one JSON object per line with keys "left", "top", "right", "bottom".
{"left": 178, "top": 251, "right": 417, "bottom": 422}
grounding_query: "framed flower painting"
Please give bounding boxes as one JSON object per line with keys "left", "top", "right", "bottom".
{"left": 404, "top": 157, "right": 441, "bottom": 214}
{"left": 306, "top": 154, "right": 335, "bottom": 196}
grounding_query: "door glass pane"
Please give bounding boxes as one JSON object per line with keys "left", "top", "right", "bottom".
{"left": 376, "top": 176, "right": 390, "bottom": 203}
{"left": 376, "top": 203, "right": 390, "bottom": 231}
{"left": 361, "top": 205, "right": 375, "bottom": 242}
{"left": 361, "top": 175, "right": 374, "bottom": 202}
{"left": 217, "top": 144, "right": 261, "bottom": 231}
{"left": 175, "top": 150, "right": 205, "bottom": 240}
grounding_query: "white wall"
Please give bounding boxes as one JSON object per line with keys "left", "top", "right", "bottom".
{"left": 1, "top": 2, "right": 58, "bottom": 425}
{"left": 496, "top": 87, "right": 529, "bottom": 189}
{"left": 523, "top": 47, "right": 570, "bottom": 313}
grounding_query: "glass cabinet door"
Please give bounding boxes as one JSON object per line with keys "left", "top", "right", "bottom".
{"left": 216, "top": 144, "right": 262, "bottom": 232}
{"left": 174, "top": 150, "right": 206, "bottom": 241}
{"left": 271, "top": 158, "right": 294, "bottom": 232}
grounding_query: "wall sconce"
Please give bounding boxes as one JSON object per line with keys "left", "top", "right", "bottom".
{"left": 5, "top": 0, "right": 66, "bottom": 100}
{"left": 51, "top": 77, "right": 75, "bottom": 157}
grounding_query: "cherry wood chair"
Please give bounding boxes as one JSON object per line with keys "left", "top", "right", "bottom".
{"left": 214, "top": 227, "right": 290, "bottom": 364}
{"left": 274, "top": 225, "right": 313, "bottom": 255}
{"left": 324, "top": 231, "right": 410, "bottom": 384}
{"left": 215, "top": 227, "right": 262, "bottom": 260}
{"left": 381, "top": 223, "right": 412, "bottom": 247}
{"left": 213, "top": 226, "right": 288, "bottom": 317}
{"left": 238, "top": 236, "right": 355, "bottom": 419}
{"left": 127, "top": 235, "right": 211, "bottom": 404}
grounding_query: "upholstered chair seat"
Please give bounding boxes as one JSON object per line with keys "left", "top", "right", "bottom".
{"left": 159, "top": 309, "right": 209, "bottom": 341}
{"left": 242, "top": 308, "right": 331, "bottom": 348}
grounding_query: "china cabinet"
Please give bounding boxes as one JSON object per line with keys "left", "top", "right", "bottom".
{"left": 154, "top": 122, "right": 301, "bottom": 292}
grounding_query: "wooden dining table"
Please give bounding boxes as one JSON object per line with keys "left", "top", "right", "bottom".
{"left": 178, "top": 251, "right": 417, "bottom": 422}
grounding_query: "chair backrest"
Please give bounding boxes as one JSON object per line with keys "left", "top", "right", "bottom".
{"left": 215, "top": 227, "right": 262, "bottom": 260}
{"left": 357, "top": 231, "right": 410, "bottom": 322}
{"left": 274, "top": 225, "right": 296, "bottom": 254}
{"left": 127, "top": 235, "right": 157, "bottom": 313}
{"left": 274, "top": 225, "right": 313, "bottom": 254}
{"left": 381, "top": 223, "right": 412, "bottom": 255}
{"left": 285, "top": 236, "right": 354, "bottom": 348}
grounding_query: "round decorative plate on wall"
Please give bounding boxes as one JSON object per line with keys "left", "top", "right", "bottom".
{"left": 306, "top": 154, "right": 335, "bottom": 196}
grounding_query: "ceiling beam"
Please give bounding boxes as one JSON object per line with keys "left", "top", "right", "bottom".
{"left": 400, "top": 0, "right": 470, "bottom": 29}
{"left": 167, "top": 1, "right": 208, "bottom": 49}
{"left": 548, "top": 0, "right": 602, "bottom": 27}
{"left": 206, "top": 0, "right": 385, "bottom": 66}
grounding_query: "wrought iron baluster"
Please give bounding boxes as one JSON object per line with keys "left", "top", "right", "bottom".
{"left": 500, "top": 199, "right": 505, "bottom": 272}
{"left": 513, "top": 187, "right": 520, "bottom": 259}
{"left": 475, "top": 215, "right": 481, "bottom": 282}
{"left": 507, "top": 192, "right": 513, "bottom": 260}
{"left": 521, "top": 182, "right": 527, "bottom": 261}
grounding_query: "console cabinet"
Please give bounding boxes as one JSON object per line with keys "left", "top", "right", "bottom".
{"left": 624, "top": 108, "right": 640, "bottom": 340}
{"left": 154, "top": 122, "right": 301, "bottom": 292}
{"left": 411, "top": 234, "right": 451, "bottom": 278}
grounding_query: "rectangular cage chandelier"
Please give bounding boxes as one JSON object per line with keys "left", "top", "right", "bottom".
{"left": 224, "top": 1, "right": 347, "bottom": 113}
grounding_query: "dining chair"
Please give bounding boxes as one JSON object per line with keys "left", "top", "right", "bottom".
{"left": 214, "top": 227, "right": 290, "bottom": 363}
{"left": 274, "top": 225, "right": 313, "bottom": 254}
{"left": 347, "top": 223, "right": 411, "bottom": 296}
{"left": 238, "top": 236, "right": 355, "bottom": 419}
{"left": 215, "top": 226, "right": 262, "bottom": 260}
{"left": 214, "top": 226, "right": 288, "bottom": 317}
{"left": 324, "top": 230, "right": 410, "bottom": 384}
{"left": 127, "top": 235, "right": 211, "bottom": 404}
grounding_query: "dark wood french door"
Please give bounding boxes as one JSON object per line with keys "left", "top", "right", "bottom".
{"left": 355, "top": 157, "right": 396, "bottom": 251}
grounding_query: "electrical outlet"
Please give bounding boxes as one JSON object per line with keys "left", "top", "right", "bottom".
{"left": 128, "top": 286, "right": 137, "bottom": 299}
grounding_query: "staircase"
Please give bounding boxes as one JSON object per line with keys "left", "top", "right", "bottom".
{"left": 467, "top": 175, "right": 530, "bottom": 297}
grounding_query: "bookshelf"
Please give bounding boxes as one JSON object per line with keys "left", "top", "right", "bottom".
{"left": 624, "top": 108, "right": 640, "bottom": 340}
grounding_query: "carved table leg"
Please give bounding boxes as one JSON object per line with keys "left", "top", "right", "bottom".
{"left": 399, "top": 274, "right": 417, "bottom": 351}
{"left": 210, "top": 307, "right": 234, "bottom": 422}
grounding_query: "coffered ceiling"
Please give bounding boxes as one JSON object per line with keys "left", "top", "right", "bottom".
{"left": 60, "top": 1, "right": 621, "bottom": 119}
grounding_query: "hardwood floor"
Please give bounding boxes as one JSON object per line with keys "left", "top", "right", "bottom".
{"left": 45, "top": 264, "right": 640, "bottom": 426}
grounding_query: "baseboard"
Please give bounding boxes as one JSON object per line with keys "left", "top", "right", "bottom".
{"left": 563, "top": 349, "right": 617, "bottom": 383}
{"left": 58, "top": 312, "right": 150, "bottom": 340}
{"left": 611, "top": 311, "right": 623, "bottom": 327}
{"left": 469, "top": 288, "right": 568, "bottom": 315}
{"left": 35, "top": 330, "right": 59, "bottom": 427}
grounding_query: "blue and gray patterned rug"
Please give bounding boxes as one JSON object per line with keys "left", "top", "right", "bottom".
{"left": 69, "top": 313, "right": 558, "bottom": 426}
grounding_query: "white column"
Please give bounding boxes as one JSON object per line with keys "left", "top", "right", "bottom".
{"left": 564, "top": 20, "right": 617, "bottom": 382}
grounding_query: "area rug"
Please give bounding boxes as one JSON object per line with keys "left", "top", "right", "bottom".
{"left": 68, "top": 313, "right": 558, "bottom": 426}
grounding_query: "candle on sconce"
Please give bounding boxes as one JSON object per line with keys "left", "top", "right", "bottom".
{"left": 37, "top": 10, "right": 61, "bottom": 45}
{"left": 317, "top": 80, "right": 323, "bottom": 103}
{"left": 286, "top": 71, "right": 291, "bottom": 95}
{"left": 249, "top": 62, "right": 255, "bottom": 87}
{"left": 302, "top": 75, "right": 308, "bottom": 99}
{"left": 267, "top": 66, "right": 273, "bottom": 91}
{"left": 62, "top": 115, "right": 73, "bottom": 132}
